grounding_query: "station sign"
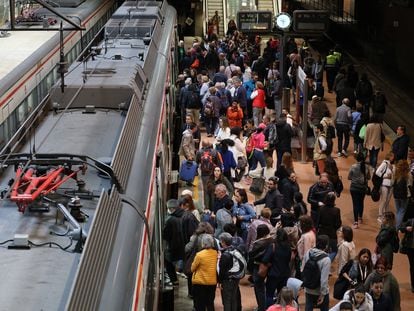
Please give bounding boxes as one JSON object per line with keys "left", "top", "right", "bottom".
{"left": 237, "top": 11, "right": 272, "bottom": 33}
{"left": 293, "top": 10, "right": 329, "bottom": 33}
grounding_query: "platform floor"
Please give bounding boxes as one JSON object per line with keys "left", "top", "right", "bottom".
{"left": 173, "top": 83, "right": 414, "bottom": 310}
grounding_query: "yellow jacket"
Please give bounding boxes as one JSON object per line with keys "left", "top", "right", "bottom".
{"left": 191, "top": 248, "right": 218, "bottom": 285}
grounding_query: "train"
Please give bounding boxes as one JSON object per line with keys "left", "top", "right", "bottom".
{"left": 0, "top": 0, "right": 118, "bottom": 152}
{"left": 0, "top": 0, "right": 178, "bottom": 310}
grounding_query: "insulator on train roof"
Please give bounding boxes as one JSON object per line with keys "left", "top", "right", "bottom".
{"left": 52, "top": 102, "right": 60, "bottom": 114}
{"left": 57, "top": 61, "right": 68, "bottom": 74}
{"left": 143, "top": 32, "right": 151, "bottom": 45}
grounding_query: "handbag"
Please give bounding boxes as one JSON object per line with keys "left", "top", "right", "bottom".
{"left": 333, "top": 276, "right": 350, "bottom": 300}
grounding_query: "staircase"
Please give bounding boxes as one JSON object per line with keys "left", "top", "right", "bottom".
{"left": 205, "top": 0, "right": 225, "bottom": 37}
{"left": 257, "top": 0, "right": 276, "bottom": 13}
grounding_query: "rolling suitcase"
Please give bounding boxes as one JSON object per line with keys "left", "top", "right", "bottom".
{"left": 179, "top": 160, "right": 198, "bottom": 182}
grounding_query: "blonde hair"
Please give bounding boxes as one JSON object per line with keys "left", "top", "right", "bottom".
{"left": 394, "top": 160, "right": 409, "bottom": 182}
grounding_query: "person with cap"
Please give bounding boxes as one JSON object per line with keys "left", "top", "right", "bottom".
{"left": 163, "top": 199, "right": 185, "bottom": 286}
{"left": 303, "top": 234, "right": 331, "bottom": 311}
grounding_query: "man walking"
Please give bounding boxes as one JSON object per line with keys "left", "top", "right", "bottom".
{"left": 334, "top": 98, "right": 352, "bottom": 157}
{"left": 303, "top": 235, "right": 331, "bottom": 311}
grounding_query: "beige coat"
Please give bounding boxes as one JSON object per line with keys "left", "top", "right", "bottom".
{"left": 364, "top": 122, "right": 382, "bottom": 150}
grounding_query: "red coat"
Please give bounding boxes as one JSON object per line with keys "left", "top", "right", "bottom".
{"left": 226, "top": 106, "right": 243, "bottom": 128}
{"left": 252, "top": 89, "right": 266, "bottom": 109}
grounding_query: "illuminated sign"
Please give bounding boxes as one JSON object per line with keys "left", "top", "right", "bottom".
{"left": 237, "top": 11, "right": 272, "bottom": 33}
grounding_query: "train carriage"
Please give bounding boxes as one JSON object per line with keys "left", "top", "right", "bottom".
{"left": 0, "top": 1, "right": 178, "bottom": 310}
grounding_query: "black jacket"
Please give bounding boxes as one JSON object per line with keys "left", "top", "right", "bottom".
{"left": 254, "top": 188, "right": 283, "bottom": 216}
{"left": 163, "top": 208, "right": 185, "bottom": 261}
{"left": 307, "top": 182, "right": 335, "bottom": 210}
{"left": 276, "top": 119, "right": 293, "bottom": 151}
{"left": 392, "top": 134, "right": 410, "bottom": 161}
{"left": 318, "top": 205, "right": 342, "bottom": 239}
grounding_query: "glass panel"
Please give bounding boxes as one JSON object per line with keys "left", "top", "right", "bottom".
{"left": 227, "top": 0, "right": 256, "bottom": 21}
{"left": 17, "top": 100, "right": 27, "bottom": 127}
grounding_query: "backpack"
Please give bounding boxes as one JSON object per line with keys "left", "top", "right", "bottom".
{"left": 200, "top": 150, "right": 215, "bottom": 175}
{"left": 267, "top": 123, "right": 279, "bottom": 147}
{"left": 326, "top": 124, "right": 336, "bottom": 139}
{"left": 227, "top": 248, "right": 247, "bottom": 279}
{"left": 372, "top": 163, "right": 388, "bottom": 189}
{"left": 204, "top": 101, "right": 214, "bottom": 117}
{"left": 302, "top": 252, "right": 328, "bottom": 289}
{"left": 187, "top": 91, "right": 200, "bottom": 109}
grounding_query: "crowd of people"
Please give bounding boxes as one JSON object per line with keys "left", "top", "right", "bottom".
{"left": 165, "top": 25, "right": 414, "bottom": 311}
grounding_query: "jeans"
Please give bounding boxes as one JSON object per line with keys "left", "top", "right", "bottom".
{"left": 395, "top": 198, "right": 408, "bottom": 229}
{"left": 251, "top": 149, "right": 266, "bottom": 171}
{"left": 253, "top": 107, "right": 264, "bottom": 127}
{"left": 350, "top": 190, "right": 365, "bottom": 222}
{"left": 369, "top": 147, "right": 380, "bottom": 168}
{"left": 305, "top": 293, "right": 329, "bottom": 311}
{"left": 274, "top": 98, "right": 282, "bottom": 118}
{"left": 336, "top": 123, "right": 350, "bottom": 153}
{"left": 265, "top": 276, "right": 289, "bottom": 308}
{"left": 253, "top": 265, "right": 266, "bottom": 311}
{"left": 221, "top": 279, "right": 240, "bottom": 311}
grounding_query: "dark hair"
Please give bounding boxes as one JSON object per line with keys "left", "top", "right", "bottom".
{"left": 235, "top": 188, "right": 248, "bottom": 203}
{"left": 256, "top": 224, "right": 270, "bottom": 239}
{"left": 281, "top": 213, "right": 295, "bottom": 227}
{"left": 339, "top": 301, "right": 353, "bottom": 310}
{"left": 230, "top": 126, "right": 242, "bottom": 137}
{"left": 299, "top": 215, "right": 314, "bottom": 233}
{"left": 224, "top": 200, "right": 234, "bottom": 210}
{"left": 316, "top": 234, "right": 329, "bottom": 250}
{"left": 268, "top": 176, "right": 279, "bottom": 184}
{"left": 276, "top": 228, "right": 289, "bottom": 247}
{"left": 356, "top": 248, "right": 373, "bottom": 272}
{"left": 195, "top": 222, "right": 215, "bottom": 235}
{"left": 375, "top": 256, "right": 389, "bottom": 270}
{"left": 342, "top": 226, "right": 354, "bottom": 242}
{"left": 370, "top": 275, "right": 384, "bottom": 285}
{"left": 223, "top": 223, "right": 237, "bottom": 236}
{"left": 316, "top": 123, "right": 324, "bottom": 131}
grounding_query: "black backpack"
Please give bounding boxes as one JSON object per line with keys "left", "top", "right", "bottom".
{"left": 302, "top": 252, "right": 328, "bottom": 289}
{"left": 187, "top": 91, "right": 200, "bottom": 109}
{"left": 326, "top": 124, "right": 336, "bottom": 139}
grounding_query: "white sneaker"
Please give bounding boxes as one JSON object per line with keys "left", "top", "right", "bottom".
{"left": 342, "top": 150, "right": 348, "bottom": 157}
{"left": 337, "top": 152, "right": 343, "bottom": 157}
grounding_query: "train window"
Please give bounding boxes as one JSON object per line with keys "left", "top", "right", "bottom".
{"left": 17, "top": 101, "right": 26, "bottom": 127}
{"left": 0, "top": 123, "right": 4, "bottom": 150}
{"left": 26, "top": 91, "right": 36, "bottom": 113}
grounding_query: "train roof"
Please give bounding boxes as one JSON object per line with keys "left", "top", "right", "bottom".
{"left": 0, "top": 0, "right": 113, "bottom": 96}
{"left": 0, "top": 108, "right": 125, "bottom": 309}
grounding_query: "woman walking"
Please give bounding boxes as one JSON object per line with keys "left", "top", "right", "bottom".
{"left": 348, "top": 152, "right": 370, "bottom": 229}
